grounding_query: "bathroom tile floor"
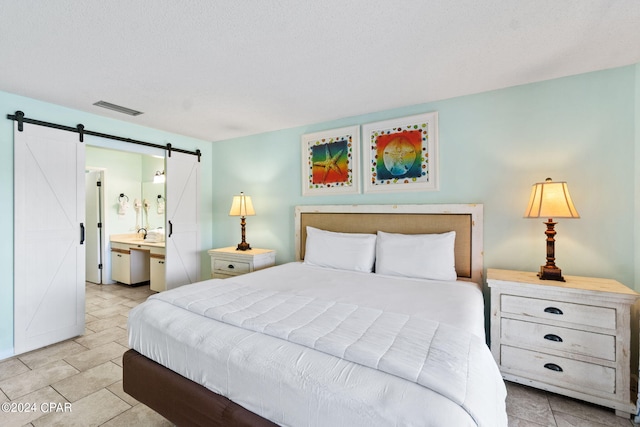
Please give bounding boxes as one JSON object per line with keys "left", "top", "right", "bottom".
{"left": 0, "top": 282, "right": 636, "bottom": 426}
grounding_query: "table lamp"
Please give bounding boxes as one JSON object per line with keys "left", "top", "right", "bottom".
{"left": 229, "top": 192, "right": 255, "bottom": 251}
{"left": 524, "top": 178, "right": 579, "bottom": 281}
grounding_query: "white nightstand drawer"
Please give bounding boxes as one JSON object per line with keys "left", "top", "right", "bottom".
{"left": 501, "top": 318, "right": 615, "bottom": 361}
{"left": 501, "top": 294, "right": 616, "bottom": 330}
{"left": 213, "top": 259, "right": 250, "bottom": 274}
{"left": 501, "top": 346, "right": 616, "bottom": 394}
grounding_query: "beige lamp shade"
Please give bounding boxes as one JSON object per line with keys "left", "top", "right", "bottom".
{"left": 229, "top": 192, "right": 255, "bottom": 217}
{"left": 524, "top": 178, "right": 579, "bottom": 219}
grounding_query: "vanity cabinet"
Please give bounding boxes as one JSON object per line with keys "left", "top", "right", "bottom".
{"left": 150, "top": 246, "right": 166, "bottom": 292}
{"left": 110, "top": 241, "right": 151, "bottom": 285}
{"left": 110, "top": 243, "right": 130, "bottom": 284}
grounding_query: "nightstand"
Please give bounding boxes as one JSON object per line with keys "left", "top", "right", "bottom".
{"left": 207, "top": 247, "right": 276, "bottom": 279}
{"left": 488, "top": 268, "right": 639, "bottom": 417}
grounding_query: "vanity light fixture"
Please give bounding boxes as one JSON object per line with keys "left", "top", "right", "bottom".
{"left": 153, "top": 171, "right": 165, "bottom": 184}
{"left": 229, "top": 192, "right": 255, "bottom": 251}
{"left": 524, "top": 178, "right": 580, "bottom": 281}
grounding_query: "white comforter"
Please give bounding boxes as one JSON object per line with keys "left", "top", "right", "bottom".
{"left": 128, "top": 263, "right": 507, "bottom": 426}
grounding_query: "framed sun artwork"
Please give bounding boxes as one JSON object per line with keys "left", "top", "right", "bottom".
{"left": 301, "top": 125, "right": 360, "bottom": 196}
{"left": 362, "top": 112, "right": 439, "bottom": 193}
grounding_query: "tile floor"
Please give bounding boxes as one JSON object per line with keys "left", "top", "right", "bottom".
{"left": 0, "top": 282, "right": 637, "bottom": 426}
{"left": 0, "top": 283, "right": 171, "bottom": 427}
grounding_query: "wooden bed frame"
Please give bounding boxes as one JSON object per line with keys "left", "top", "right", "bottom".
{"left": 123, "top": 203, "right": 484, "bottom": 426}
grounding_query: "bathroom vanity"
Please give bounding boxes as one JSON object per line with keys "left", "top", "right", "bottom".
{"left": 110, "top": 234, "right": 166, "bottom": 291}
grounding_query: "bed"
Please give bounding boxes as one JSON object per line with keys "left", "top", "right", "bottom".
{"left": 123, "top": 204, "right": 507, "bottom": 426}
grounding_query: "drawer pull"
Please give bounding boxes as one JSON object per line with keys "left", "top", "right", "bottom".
{"left": 544, "top": 307, "right": 563, "bottom": 315}
{"left": 228, "top": 264, "right": 235, "bottom": 269}
{"left": 543, "top": 363, "right": 563, "bottom": 372}
{"left": 544, "top": 334, "right": 563, "bottom": 342}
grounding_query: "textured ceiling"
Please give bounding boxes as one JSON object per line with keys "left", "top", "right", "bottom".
{"left": 1, "top": 1, "right": 639, "bottom": 142}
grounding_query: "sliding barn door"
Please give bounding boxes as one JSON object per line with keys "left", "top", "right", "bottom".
{"left": 14, "top": 123, "right": 85, "bottom": 355}
{"left": 165, "top": 151, "right": 200, "bottom": 290}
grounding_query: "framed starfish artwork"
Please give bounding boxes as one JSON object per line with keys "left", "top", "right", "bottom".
{"left": 301, "top": 125, "right": 360, "bottom": 196}
{"left": 363, "top": 112, "right": 439, "bottom": 193}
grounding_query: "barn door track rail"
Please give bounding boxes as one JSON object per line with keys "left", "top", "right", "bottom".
{"left": 7, "top": 110, "right": 201, "bottom": 161}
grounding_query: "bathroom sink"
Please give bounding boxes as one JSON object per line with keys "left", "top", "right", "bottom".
{"left": 128, "top": 239, "right": 164, "bottom": 246}
{"left": 110, "top": 234, "right": 165, "bottom": 247}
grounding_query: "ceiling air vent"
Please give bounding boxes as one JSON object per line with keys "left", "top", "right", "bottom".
{"left": 93, "top": 100, "right": 143, "bottom": 116}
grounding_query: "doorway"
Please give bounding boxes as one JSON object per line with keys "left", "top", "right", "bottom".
{"left": 84, "top": 146, "right": 165, "bottom": 286}
{"left": 85, "top": 169, "right": 105, "bottom": 284}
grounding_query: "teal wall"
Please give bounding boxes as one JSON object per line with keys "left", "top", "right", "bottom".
{"left": 0, "top": 92, "right": 213, "bottom": 359}
{"left": 211, "top": 65, "right": 639, "bottom": 293}
{"left": 1, "top": 64, "right": 638, "bottom": 359}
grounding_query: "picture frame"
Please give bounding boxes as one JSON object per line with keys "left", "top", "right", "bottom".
{"left": 301, "top": 125, "right": 360, "bottom": 196}
{"left": 362, "top": 112, "right": 439, "bottom": 193}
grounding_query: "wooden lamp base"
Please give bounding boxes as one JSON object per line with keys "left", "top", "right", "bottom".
{"left": 236, "top": 216, "right": 251, "bottom": 251}
{"left": 538, "top": 265, "right": 565, "bottom": 281}
{"left": 538, "top": 218, "right": 565, "bottom": 282}
{"left": 236, "top": 241, "right": 251, "bottom": 251}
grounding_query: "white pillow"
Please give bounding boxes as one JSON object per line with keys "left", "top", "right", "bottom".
{"left": 304, "top": 226, "right": 377, "bottom": 272}
{"left": 375, "top": 231, "right": 457, "bottom": 281}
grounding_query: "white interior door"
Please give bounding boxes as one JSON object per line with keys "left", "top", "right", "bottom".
{"left": 85, "top": 169, "right": 104, "bottom": 284}
{"left": 165, "top": 151, "right": 200, "bottom": 290}
{"left": 14, "top": 123, "right": 86, "bottom": 355}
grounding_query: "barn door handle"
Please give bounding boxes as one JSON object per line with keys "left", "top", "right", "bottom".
{"left": 168, "top": 220, "right": 173, "bottom": 237}
{"left": 80, "top": 223, "right": 85, "bottom": 245}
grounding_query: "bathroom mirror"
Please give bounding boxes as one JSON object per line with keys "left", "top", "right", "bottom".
{"left": 141, "top": 181, "right": 165, "bottom": 230}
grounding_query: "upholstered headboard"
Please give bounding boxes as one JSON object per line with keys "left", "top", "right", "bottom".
{"left": 294, "top": 204, "right": 483, "bottom": 285}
